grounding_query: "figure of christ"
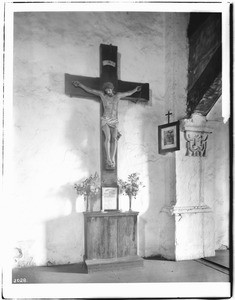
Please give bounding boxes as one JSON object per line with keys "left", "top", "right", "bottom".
{"left": 72, "top": 81, "right": 141, "bottom": 168}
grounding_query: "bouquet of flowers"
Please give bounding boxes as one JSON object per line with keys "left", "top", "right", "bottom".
{"left": 118, "top": 173, "right": 143, "bottom": 198}
{"left": 74, "top": 172, "right": 101, "bottom": 203}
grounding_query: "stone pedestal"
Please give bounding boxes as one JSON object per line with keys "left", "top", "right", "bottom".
{"left": 160, "top": 114, "right": 215, "bottom": 261}
{"left": 84, "top": 211, "right": 143, "bottom": 272}
{"left": 162, "top": 205, "right": 214, "bottom": 260}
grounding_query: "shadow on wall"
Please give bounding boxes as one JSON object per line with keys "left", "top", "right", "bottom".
{"left": 45, "top": 212, "right": 85, "bottom": 266}
{"left": 45, "top": 97, "right": 100, "bottom": 266}
{"left": 64, "top": 98, "right": 100, "bottom": 174}
{"left": 57, "top": 183, "right": 78, "bottom": 213}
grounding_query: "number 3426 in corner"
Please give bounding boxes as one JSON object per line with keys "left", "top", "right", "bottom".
{"left": 13, "top": 277, "right": 27, "bottom": 283}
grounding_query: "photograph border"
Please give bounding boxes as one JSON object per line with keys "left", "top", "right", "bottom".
{"left": 2, "top": 2, "right": 231, "bottom": 299}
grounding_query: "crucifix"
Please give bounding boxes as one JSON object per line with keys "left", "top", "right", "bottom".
{"left": 65, "top": 44, "right": 149, "bottom": 189}
{"left": 165, "top": 110, "right": 172, "bottom": 123}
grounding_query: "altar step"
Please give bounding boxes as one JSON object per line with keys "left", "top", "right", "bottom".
{"left": 85, "top": 255, "right": 143, "bottom": 273}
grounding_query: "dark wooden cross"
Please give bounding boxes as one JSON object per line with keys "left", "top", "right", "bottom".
{"left": 165, "top": 110, "right": 172, "bottom": 123}
{"left": 65, "top": 44, "right": 149, "bottom": 189}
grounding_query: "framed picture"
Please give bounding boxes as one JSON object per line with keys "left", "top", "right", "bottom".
{"left": 158, "top": 121, "right": 180, "bottom": 154}
{"left": 101, "top": 187, "right": 119, "bottom": 211}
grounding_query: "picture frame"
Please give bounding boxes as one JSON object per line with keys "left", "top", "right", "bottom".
{"left": 101, "top": 187, "right": 119, "bottom": 211}
{"left": 158, "top": 121, "right": 180, "bottom": 154}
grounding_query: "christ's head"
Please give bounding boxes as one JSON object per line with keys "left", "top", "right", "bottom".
{"left": 103, "top": 82, "right": 114, "bottom": 96}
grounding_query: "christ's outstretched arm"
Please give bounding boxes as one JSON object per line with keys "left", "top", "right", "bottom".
{"left": 72, "top": 81, "right": 103, "bottom": 97}
{"left": 117, "top": 86, "right": 141, "bottom": 99}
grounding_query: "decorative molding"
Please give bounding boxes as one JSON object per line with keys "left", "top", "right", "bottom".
{"left": 162, "top": 205, "right": 212, "bottom": 215}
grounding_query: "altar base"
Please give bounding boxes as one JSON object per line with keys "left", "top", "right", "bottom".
{"left": 84, "top": 211, "right": 143, "bottom": 273}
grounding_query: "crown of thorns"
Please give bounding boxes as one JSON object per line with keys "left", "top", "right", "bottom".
{"left": 102, "top": 82, "right": 114, "bottom": 91}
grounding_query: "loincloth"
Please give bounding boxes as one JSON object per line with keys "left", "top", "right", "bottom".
{"left": 101, "top": 117, "right": 121, "bottom": 140}
{"left": 101, "top": 116, "right": 118, "bottom": 129}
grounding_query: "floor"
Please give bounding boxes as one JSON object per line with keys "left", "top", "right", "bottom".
{"left": 204, "top": 249, "right": 230, "bottom": 268}
{"left": 12, "top": 250, "right": 230, "bottom": 284}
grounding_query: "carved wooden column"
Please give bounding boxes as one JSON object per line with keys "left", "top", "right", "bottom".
{"left": 161, "top": 113, "right": 215, "bottom": 260}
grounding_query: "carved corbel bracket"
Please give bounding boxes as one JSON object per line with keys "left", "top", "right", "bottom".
{"left": 184, "top": 130, "right": 210, "bottom": 157}
{"left": 181, "top": 114, "right": 212, "bottom": 157}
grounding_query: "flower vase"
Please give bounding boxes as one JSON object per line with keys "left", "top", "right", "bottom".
{"left": 128, "top": 194, "right": 132, "bottom": 211}
{"left": 85, "top": 195, "right": 89, "bottom": 212}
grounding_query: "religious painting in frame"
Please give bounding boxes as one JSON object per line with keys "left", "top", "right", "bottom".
{"left": 158, "top": 121, "right": 180, "bottom": 154}
{"left": 101, "top": 187, "right": 119, "bottom": 211}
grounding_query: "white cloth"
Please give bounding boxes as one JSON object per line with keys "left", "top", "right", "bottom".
{"left": 101, "top": 116, "right": 118, "bottom": 128}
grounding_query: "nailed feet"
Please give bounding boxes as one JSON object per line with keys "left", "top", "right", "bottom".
{"left": 106, "top": 159, "right": 115, "bottom": 169}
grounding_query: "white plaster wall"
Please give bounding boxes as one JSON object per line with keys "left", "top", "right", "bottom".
{"left": 11, "top": 11, "right": 189, "bottom": 266}
{"left": 206, "top": 98, "right": 230, "bottom": 249}
{"left": 158, "top": 13, "right": 189, "bottom": 259}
